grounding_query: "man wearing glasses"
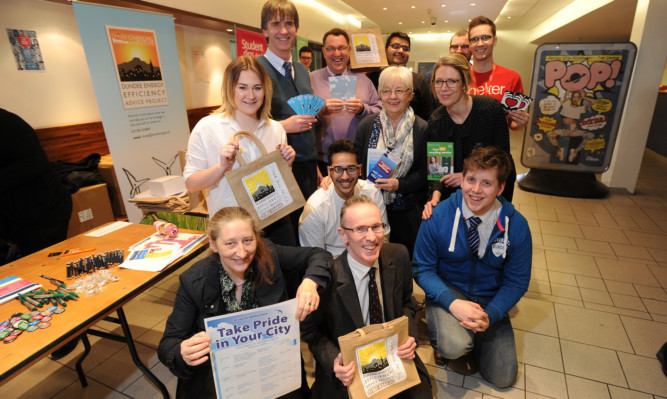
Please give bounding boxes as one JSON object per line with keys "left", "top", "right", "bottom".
{"left": 299, "top": 139, "right": 389, "bottom": 257}
{"left": 302, "top": 195, "right": 432, "bottom": 398}
{"left": 311, "top": 28, "right": 381, "bottom": 179}
{"left": 468, "top": 16, "right": 529, "bottom": 130}
{"left": 367, "top": 32, "right": 436, "bottom": 122}
{"left": 449, "top": 30, "right": 471, "bottom": 62}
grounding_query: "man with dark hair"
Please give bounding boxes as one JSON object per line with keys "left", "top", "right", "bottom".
{"left": 467, "top": 16, "right": 529, "bottom": 130}
{"left": 413, "top": 146, "right": 531, "bottom": 388}
{"left": 302, "top": 196, "right": 432, "bottom": 398}
{"left": 366, "top": 32, "right": 435, "bottom": 122}
{"left": 299, "top": 139, "right": 388, "bottom": 257}
{"left": 257, "top": 0, "right": 319, "bottom": 201}
{"left": 311, "top": 28, "right": 381, "bottom": 177}
{"left": 449, "top": 30, "right": 471, "bottom": 62}
{"left": 298, "top": 46, "right": 313, "bottom": 70}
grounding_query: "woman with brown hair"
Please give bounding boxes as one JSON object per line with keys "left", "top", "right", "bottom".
{"left": 158, "top": 206, "right": 332, "bottom": 398}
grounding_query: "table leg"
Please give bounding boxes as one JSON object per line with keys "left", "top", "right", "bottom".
{"left": 75, "top": 332, "right": 92, "bottom": 387}
{"left": 116, "top": 307, "right": 170, "bottom": 399}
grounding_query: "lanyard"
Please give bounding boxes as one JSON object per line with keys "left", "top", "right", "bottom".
{"left": 470, "top": 63, "right": 496, "bottom": 93}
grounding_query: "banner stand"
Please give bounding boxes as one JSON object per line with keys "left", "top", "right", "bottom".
{"left": 517, "top": 168, "right": 608, "bottom": 198}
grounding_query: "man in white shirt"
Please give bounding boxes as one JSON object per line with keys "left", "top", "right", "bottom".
{"left": 299, "top": 139, "right": 389, "bottom": 256}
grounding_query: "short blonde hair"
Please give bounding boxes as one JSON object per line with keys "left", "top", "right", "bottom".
{"left": 378, "top": 66, "right": 413, "bottom": 95}
{"left": 213, "top": 56, "right": 273, "bottom": 123}
{"left": 431, "top": 54, "right": 472, "bottom": 96}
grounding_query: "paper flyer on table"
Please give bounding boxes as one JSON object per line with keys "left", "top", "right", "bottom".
{"left": 120, "top": 232, "right": 206, "bottom": 271}
{"left": 204, "top": 299, "right": 301, "bottom": 399}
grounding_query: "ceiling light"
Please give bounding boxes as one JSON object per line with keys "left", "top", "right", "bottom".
{"left": 441, "top": 4, "right": 446, "bottom": 7}
{"left": 445, "top": 20, "right": 448, "bottom": 23}
{"left": 347, "top": 15, "right": 361, "bottom": 28}
{"left": 470, "top": 3, "right": 476, "bottom": 5}
{"left": 421, "top": 21, "right": 425, "bottom": 23}
{"left": 398, "top": 22, "right": 403, "bottom": 25}
{"left": 507, "top": 16, "right": 511, "bottom": 19}
{"left": 411, "top": 5, "right": 415, "bottom": 8}
{"left": 383, "top": 7, "right": 387, "bottom": 10}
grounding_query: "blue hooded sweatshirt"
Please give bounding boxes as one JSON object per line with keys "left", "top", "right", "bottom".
{"left": 413, "top": 189, "right": 532, "bottom": 326}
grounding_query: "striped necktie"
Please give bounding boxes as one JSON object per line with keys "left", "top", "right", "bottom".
{"left": 466, "top": 216, "right": 482, "bottom": 257}
{"left": 283, "top": 61, "right": 293, "bottom": 81}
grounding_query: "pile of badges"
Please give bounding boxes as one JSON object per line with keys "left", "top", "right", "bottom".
{"left": 287, "top": 94, "right": 326, "bottom": 116}
{"left": 0, "top": 305, "right": 65, "bottom": 343}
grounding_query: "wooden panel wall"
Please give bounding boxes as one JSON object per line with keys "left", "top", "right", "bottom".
{"left": 35, "top": 106, "right": 219, "bottom": 163}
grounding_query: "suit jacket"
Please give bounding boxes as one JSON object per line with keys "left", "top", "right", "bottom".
{"left": 301, "top": 243, "right": 432, "bottom": 398}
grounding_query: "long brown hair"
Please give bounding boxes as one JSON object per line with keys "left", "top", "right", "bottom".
{"left": 212, "top": 56, "right": 273, "bottom": 123}
{"left": 208, "top": 207, "right": 275, "bottom": 287}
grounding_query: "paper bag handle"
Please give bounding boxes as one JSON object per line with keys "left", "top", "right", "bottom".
{"left": 231, "top": 130, "right": 268, "bottom": 167}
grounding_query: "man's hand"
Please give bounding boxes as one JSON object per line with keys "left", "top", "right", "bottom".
{"left": 344, "top": 98, "right": 364, "bottom": 115}
{"left": 449, "top": 299, "right": 489, "bottom": 333}
{"left": 397, "top": 336, "right": 417, "bottom": 360}
{"left": 333, "top": 353, "right": 355, "bottom": 386}
{"left": 321, "top": 98, "right": 345, "bottom": 116}
{"left": 281, "top": 115, "right": 317, "bottom": 133}
{"left": 508, "top": 110, "right": 529, "bottom": 130}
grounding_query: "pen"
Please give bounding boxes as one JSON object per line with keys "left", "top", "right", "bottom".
{"left": 62, "top": 248, "right": 96, "bottom": 257}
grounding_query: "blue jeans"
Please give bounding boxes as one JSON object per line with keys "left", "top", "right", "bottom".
{"left": 425, "top": 294, "right": 518, "bottom": 388}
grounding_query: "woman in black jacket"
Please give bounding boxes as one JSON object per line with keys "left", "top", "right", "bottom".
{"left": 158, "top": 207, "right": 332, "bottom": 398}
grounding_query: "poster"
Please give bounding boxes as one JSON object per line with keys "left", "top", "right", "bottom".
{"left": 6, "top": 28, "right": 44, "bottom": 71}
{"left": 106, "top": 26, "right": 168, "bottom": 109}
{"left": 521, "top": 43, "right": 636, "bottom": 173}
{"left": 235, "top": 28, "right": 266, "bottom": 58}
{"left": 205, "top": 299, "right": 300, "bottom": 399}
{"left": 73, "top": 3, "right": 191, "bottom": 223}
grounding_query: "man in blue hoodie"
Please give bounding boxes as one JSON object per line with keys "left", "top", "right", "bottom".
{"left": 413, "top": 146, "right": 531, "bottom": 388}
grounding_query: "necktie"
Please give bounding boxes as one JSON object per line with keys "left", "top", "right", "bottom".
{"left": 283, "top": 61, "right": 293, "bottom": 81}
{"left": 466, "top": 216, "right": 482, "bottom": 257}
{"left": 367, "top": 267, "right": 383, "bottom": 324}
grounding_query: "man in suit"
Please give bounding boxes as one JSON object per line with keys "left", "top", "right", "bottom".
{"left": 302, "top": 195, "right": 432, "bottom": 398}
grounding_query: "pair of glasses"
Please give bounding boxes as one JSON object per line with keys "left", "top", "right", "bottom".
{"left": 342, "top": 223, "right": 386, "bottom": 235}
{"left": 449, "top": 44, "right": 469, "bottom": 50}
{"left": 324, "top": 46, "right": 348, "bottom": 53}
{"left": 389, "top": 43, "right": 409, "bottom": 52}
{"left": 329, "top": 165, "right": 359, "bottom": 175}
{"left": 470, "top": 35, "right": 493, "bottom": 44}
{"left": 433, "top": 79, "right": 462, "bottom": 88}
{"left": 380, "top": 88, "right": 411, "bottom": 96}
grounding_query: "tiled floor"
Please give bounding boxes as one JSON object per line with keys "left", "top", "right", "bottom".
{"left": 2, "top": 138, "right": 666, "bottom": 398}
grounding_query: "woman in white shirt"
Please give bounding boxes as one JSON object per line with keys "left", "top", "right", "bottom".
{"left": 184, "top": 56, "right": 297, "bottom": 245}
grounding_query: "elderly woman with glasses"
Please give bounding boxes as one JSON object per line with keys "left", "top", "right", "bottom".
{"left": 355, "top": 66, "right": 428, "bottom": 256}
{"left": 422, "top": 54, "right": 515, "bottom": 219}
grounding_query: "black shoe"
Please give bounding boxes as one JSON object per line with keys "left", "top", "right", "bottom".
{"left": 50, "top": 337, "right": 80, "bottom": 360}
{"left": 433, "top": 352, "right": 447, "bottom": 366}
{"left": 447, "top": 353, "right": 477, "bottom": 376}
{"left": 657, "top": 342, "right": 667, "bottom": 377}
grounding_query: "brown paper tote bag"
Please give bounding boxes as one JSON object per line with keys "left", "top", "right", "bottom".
{"left": 337, "top": 316, "right": 420, "bottom": 399}
{"left": 347, "top": 28, "right": 389, "bottom": 70}
{"left": 225, "top": 130, "right": 305, "bottom": 229}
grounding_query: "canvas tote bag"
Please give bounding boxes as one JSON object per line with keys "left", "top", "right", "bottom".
{"left": 225, "top": 130, "right": 305, "bottom": 229}
{"left": 337, "top": 316, "right": 420, "bottom": 399}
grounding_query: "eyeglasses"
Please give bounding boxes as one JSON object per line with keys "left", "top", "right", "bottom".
{"left": 469, "top": 35, "right": 493, "bottom": 44}
{"left": 329, "top": 165, "right": 359, "bottom": 175}
{"left": 380, "top": 88, "right": 411, "bottom": 96}
{"left": 389, "top": 43, "right": 409, "bottom": 52}
{"left": 324, "top": 46, "right": 348, "bottom": 53}
{"left": 342, "top": 223, "right": 386, "bottom": 235}
{"left": 433, "top": 79, "right": 462, "bottom": 88}
{"left": 449, "top": 44, "right": 469, "bottom": 51}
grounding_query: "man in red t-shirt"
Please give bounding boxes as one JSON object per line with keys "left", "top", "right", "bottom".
{"left": 467, "top": 16, "right": 529, "bottom": 130}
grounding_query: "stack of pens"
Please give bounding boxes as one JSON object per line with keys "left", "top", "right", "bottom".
{"left": 66, "top": 249, "right": 124, "bottom": 279}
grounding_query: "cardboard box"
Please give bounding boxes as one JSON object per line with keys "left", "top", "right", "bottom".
{"left": 98, "top": 154, "right": 127, "bottom": 218}
{"left": 149, "top": 175, "right": 186, "bottom": 197}
{"left": 67, "top": 183, "right": 115, "bottom": 237}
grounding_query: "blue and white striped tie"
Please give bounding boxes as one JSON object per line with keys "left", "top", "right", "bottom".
{"left": 466, "top": 216, "right": 482, "bottom": 257}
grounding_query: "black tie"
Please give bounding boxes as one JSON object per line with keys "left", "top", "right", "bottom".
{"left": 283, "top": 61, "right": 293, "bottom": 81}
{"left": 367, "top": 267, "right": 383, "bottom": 324}
{"left": 467, "top": 216, "right": 482, "bottom": 257}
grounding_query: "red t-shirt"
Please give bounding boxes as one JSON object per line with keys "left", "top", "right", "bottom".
{"left": 468, "top": 64, "right": 523, "bottom": 102}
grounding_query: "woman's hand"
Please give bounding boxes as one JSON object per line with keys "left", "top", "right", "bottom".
{"left": 219, "top": 141, "right": 239, "bottom": 173}
{"left": 439, "top": 172, "right": 462, "bottom": 188}
{"left": 397, "top": 336, "right": 417, "bottom": 360}
{"left": 321, "top": 175, "right": 332, "bottom": 191}
{"left": 295, "top": 278, "right": 320, "bottom": 321}
{"left": 180, "top": 331, "right": 212, "bottom": 367}
{"left": 277, "top": 143, "right": 296, "bottom": 166}
{"left": 374, "top": 178, "right": 399, "bottom": 193}
{"left": 422, "top": 191, "right": 441, "bottom": 220}
{"left": 333, "top": 353, "right": 355, "bottom": 386}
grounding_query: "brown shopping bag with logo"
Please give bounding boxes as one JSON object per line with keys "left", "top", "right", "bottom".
{"left": 225, "top": 130, "right": 305, "bottom": 229}
{"left": 337, "top": 316, "right": 420, "bottom": 399}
